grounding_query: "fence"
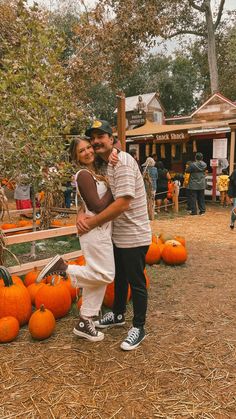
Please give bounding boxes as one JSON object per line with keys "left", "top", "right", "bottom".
{"left": 2, "top": 224, "right": 82, "bottom": 276}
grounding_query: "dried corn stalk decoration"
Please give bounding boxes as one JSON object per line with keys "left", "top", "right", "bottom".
{"left": 145, "top": 144, "right": 150, "bottom": 157}
{"left": 171, "top": 144, "right": 176, "bottom": 158}
{"left": 193, "top": 140, "right": 197, "bottom": 153}
{"left": 182, "top": 142, "right": 187, "bottom": 153}
{"left": 160, "top": 144, "right": 166, "bottom": 159}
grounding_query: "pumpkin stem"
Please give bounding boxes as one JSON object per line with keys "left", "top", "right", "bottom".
{"left": 40, "top": 304, "right": 45, "bottom": 312}
{"left": 0, "top": 266, "right": 13, "bottom": 287}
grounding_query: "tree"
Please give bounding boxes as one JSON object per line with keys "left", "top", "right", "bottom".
{"left": 102, "top": 0, "right": 234, "bottom": 94}
{"left": 0, "top": 0, "right": 85, "bottom": 256}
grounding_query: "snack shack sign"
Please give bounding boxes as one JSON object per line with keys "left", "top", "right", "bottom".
{"left": 154, "top": 132, "right": 188, "bottom": 142}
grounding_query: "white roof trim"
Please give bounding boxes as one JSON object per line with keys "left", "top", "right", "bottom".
{"left": 191, "top": 93, "right": 236, "bottom": 118}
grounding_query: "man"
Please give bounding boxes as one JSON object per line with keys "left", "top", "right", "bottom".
{"left": 38, "top": 119, "right": 151, "bottom": 350}
{"left": 78, "top": 119, "right": 151, "bottom": 350}
{"left": 186, "top": 152, "right": 207, "bottom": 215}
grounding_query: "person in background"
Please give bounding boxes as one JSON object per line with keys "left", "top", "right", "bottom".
{"left": 14, "top": 175, "right": 32, "bottom": 218}
{"left": 151, "top": 154, "right": 158, "bottom": 167}
{"left": 185, "top": 152, "right": 207, "bottom": 216}
{"left": 155, "top": 161, "right": 171, "bottom": 213}
{"left": 142, "top": 157, "right": 158, "bottom": 196}
{"left": 228, "top": 168, "right": 236, "bottom": 229}
{"left": 183, "top": 161, "right": 192, "bottom": 212}
{"left": 217, "top": 168, "right": 230, "bottom": 207}
{"left": 142, "top": 157, "right": 158, "bottom": 219}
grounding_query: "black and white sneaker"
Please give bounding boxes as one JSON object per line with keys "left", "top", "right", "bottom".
{"left": 73, "top": 317, "right": 104, "bottom": 342}
{"left": 94, "top": 312, "right": 125, "bottom": 329}
{"left": 36, "top": 255, "right": 68, "bottom": 283}
{"left": 230, "top": 223, "right": 234, "bottom": 230}
{"left": 120, "top": 327, "right": 145, "bottom": 351}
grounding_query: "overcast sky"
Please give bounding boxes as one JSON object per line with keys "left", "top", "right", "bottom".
{"left": 28, "top": 0, "right": 236, "bottom": 12}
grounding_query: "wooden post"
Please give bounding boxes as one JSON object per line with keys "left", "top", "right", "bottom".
{"left": 117, "top": 91, "right": 126, "bottom": 151}
{"left": 212, "top": 166, "right": 217, "bottom": 201}
{"left": 229, "top": 127, "right": 236, "bottom": 174}
{"left": 173, "top": 183, "right": 179, "bottom": 213}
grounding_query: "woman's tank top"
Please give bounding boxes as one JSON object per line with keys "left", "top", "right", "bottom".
{"left": 75, "top": 169, "right": 111, "bottom": 232}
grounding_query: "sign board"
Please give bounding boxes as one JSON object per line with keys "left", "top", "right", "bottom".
{"left": 129, "top": 111, "right": 146, "bottom": 127}
{"left": 210, "top": 159, "right": 219, "bottom": 167}
{"left": 205, "top": 175, "right": 220, "bottom": 196}
{"left": 154, "top": 132, "right": 188, "bottom": 142}
{"left": 213, "top": 138, "right": 227, "bottom": 159}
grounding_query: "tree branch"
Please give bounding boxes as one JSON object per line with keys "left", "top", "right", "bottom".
{"left": 188, "top": 0, "right": 205, "bottom": 12}
{"left": 214, "top": 0, "right": 226, "bottom": 30}
{"left": 166, "top": 29, "right": 206, "bottom": 38}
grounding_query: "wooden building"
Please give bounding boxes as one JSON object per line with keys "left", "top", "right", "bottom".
{"left": 124, "top": 92, "right": 236, "bottom": 174}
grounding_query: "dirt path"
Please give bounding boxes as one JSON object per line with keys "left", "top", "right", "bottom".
{"left": 1, "top": 205, "right": 236, "bottom": 418}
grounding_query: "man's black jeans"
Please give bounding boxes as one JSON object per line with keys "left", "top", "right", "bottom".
{"left": 113, "top": 244, "right": 149, "bottom": 328}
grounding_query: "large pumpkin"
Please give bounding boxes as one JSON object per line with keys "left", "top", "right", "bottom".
{"left": 35, "top": 276, "right": 71, "bottom": 319}
{"left": 0, "top": 316, "right": 20, "bottom": 343}
{"left": 24, "top": 267, "right": 42, "bottom": 287}
{"left": 161, "top": 241, "right": 187, "bottom": 265}
{"left": 27, "top": 282, "right": 46, "bottom": 305}
{"left": 0, "top": 267, "right": 32, "bottom": 326}
{"left": 145, "top": 242, "right": 161, "bottom": 265}
{"left": 28, "top": 304, "right": 56, "bottom": 340}
{"left": 60, "top": 276, "right": 78, "bottom": 301}
{"left": 0, "top": 275, "right": 25, "bottom": 288}
{"left": 103, "top": 281, "right": 131, "bottom": 308}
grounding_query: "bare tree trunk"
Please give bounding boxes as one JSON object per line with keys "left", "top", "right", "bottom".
{"left": 205, "top": 0, "right": 219, "bottom": 93}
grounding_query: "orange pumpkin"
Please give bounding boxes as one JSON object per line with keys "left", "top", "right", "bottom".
{"left": 161, "top": 241, "right": 187, "bottom": 265}
{"left": 51, "top": 220, "right": 63, "bottom": 227}
{"left": 17, "top": 220, "right": 32, "bottom": 227}
{"left": 145, "top": 242, "right": 161, "bottom": 265}
{"left": 24, "top": 267, "right": 41, "bottom": 287}
{"left": 0, "top": 275, "right": 25, "bottom": 288}
{"left": 0, "top": 267, "right": 32, "bottom": 326}
{"left": 0, "top": 316, "right": 20, "bottom": 343}
{"left": 28, "top": 304, "right": 56, "bottom": 340}
{"left": 60, "top": 275, "right": 78, "bottom": 301}
{"left": 27, "top": 282, "right": 46, "bottom": 305}
{"left": 159, "top": 233, "right": 173, "bottom": 243}
{"left": 103, "top": 281, "right": 131, "bottom": 308}
{"left": 1, "top": 223, "right": 18, "bottom": 230}
{"left": 174, "top": 236, "right": 186, "bottom": 247}
{"left": 35, "top": 276, "right": 71, "bottom": 319}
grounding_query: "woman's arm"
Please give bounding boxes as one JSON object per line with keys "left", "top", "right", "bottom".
{"left": 77, "top": 170, "right": 113, "bottom": 213}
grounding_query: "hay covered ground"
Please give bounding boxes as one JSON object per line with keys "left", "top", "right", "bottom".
{"left": 1, "top": 204, "right": 236, "bottom": 418}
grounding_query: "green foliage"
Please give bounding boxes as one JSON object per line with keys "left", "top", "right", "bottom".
{"left": 0, "top": 0, "right": 85, "bottom": 195}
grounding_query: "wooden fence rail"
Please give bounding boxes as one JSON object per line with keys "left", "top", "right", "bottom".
{"left": 2, "top": 225, "right": 82, "bottom": 276}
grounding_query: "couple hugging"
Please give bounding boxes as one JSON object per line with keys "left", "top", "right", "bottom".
{"left": 37, "top": 120, "right": 151, "bottom": 351}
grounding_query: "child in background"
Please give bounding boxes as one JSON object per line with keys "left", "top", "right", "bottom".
{"left": 217, "top": 168, "right": 230, "bottom": 207}
{"left": 183, "top": 161, "right": 191, "bottom": 212}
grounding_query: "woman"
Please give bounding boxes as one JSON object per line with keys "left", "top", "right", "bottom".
{"left": 37, "top": 137, "right": 115, "bottom": 342}
{"left": 155, "top": 161, "right": 171, "bottom": 213}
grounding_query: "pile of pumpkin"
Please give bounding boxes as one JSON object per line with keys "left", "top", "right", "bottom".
{"left": 146, "top": 233, "right": 187, "bottom": 266}
{"left": 0, "top": 219, "right": 41, "bottom": 233}
{"left": 0, "top": 254, "right": 150, "bottom": 344}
